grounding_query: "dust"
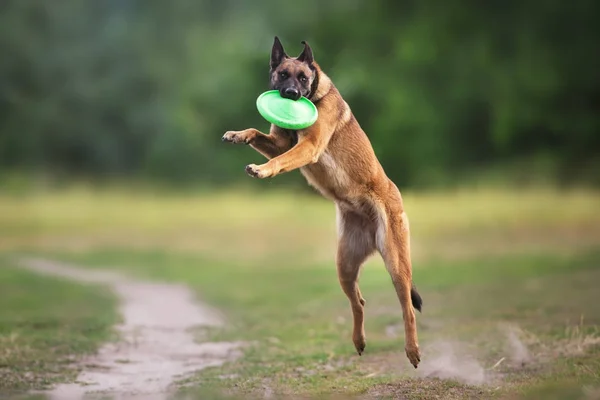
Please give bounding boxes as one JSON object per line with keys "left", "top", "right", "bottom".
{"left": 19, "top": 257, "right": 244, "bottom": 400}
{"left": 415, "top": 325, "right": 534, "bottom": 385}
{"left": 416, "top": 321, "right": 600, "bottom": 387}
{"left": 502, "top": 321, "right": 600, "bottom": 363}
{"left": 504, "top": 325, "right": 531, "bottom": 364}
{"left": 416, "top": 326, "right": 535, "bottom": 385}
{"left": 418, "top": 340, "right": 488, "bottom": 385}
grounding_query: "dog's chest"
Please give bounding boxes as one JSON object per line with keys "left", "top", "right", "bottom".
{"left": 300, "top": 151, "right": 350, "bottom": 200}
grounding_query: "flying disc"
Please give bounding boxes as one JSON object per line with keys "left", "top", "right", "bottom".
{"left": 256, "top": 90, "right": 318, "bottom": 130}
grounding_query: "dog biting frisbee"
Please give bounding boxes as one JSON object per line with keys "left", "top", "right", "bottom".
{"left": 256, "top": 90, "right": 318, "bottom": 130}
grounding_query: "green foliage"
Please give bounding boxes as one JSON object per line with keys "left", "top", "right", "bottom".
{"left": 0, "top": 0, "right": 598, "bottom": 187}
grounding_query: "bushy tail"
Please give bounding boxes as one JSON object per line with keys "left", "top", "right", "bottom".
{"left": 411, "top": 283, "right": 423, "bottom": 312}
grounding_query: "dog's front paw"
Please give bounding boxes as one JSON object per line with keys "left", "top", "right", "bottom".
{"left": 246, "top": 164, "right": 272, "bottom": 179}
{"left": 222, "top": 130, "right": 250, "bottom": 144}
{"left": 405, "top": 343, "right": 421, "bottom": 368}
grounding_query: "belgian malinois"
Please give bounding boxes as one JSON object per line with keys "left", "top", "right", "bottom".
{"left": 222, "top": 37, "right": 422, "bottom": 368}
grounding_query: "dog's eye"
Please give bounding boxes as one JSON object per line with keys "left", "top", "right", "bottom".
{"left": 279, "top": 71, "right": 288, "bottom": 79}
{"left": 299, "top": 75, "right": 308, "bottom": 83}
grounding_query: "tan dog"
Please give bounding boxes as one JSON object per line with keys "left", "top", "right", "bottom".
{"left": 222, "top": 37, "right": 422, "bottom": 368}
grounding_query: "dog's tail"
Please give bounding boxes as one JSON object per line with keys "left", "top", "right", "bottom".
{"left": 411, "top": 283, "right": 423, "bottom": 312}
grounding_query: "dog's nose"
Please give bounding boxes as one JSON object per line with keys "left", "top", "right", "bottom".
{"left": 282, "top": 88, "right": 301, "bottom": 101}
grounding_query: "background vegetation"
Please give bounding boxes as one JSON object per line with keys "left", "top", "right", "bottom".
{"left": 1, "top": 0, "right": 598, "bottom": 189}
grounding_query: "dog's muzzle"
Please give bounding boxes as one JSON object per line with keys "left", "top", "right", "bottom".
{"left": 281, "top": 87, "right": 301, "bottom": 101}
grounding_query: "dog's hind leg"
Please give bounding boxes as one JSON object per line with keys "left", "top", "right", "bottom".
{"left": 336, "top": 206, "right": 376, "bottom": 355}
{"left": 376, "top": 203, "right": 421, "bottom": 368}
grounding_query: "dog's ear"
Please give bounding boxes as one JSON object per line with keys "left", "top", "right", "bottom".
{"left": 270, "top": 36, "right": 287, "bottom": 69}
{"left": 297, "top": 40, "right": 314, "bottom": 65}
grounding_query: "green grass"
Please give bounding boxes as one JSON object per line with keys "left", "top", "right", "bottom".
{"left": 42, "top": 247, "right": 600, "bottom": 399}
{"left": 1, "top": 187, "right": 599, "bottom": 399}
{"left": 2, "top": 186, "right": 599, "bottom": 264}
{"left": 0, "top": 257, "right": 119, "bottom": 396}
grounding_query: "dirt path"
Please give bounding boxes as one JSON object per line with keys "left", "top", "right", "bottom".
{"left": 20, "top": 258, "right": 243, "bottom": 400}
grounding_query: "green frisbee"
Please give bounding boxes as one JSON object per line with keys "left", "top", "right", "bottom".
{"left": 256, "top": 90, "right": 318, "bottom": 130}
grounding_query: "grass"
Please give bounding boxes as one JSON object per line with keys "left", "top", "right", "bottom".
{"left": 0, "top": 256, "right": 119, "bottom": 397}
{"left": 45, "top": 248, "right": 600, "bottom": 399}
{"left": 0, "top": 186, "right": 599, "bottom": 399}
{"left": 2, "top": 185, "right": 599, "bottom": 264}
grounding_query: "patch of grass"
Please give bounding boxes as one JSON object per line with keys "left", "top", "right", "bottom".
{"left": 1, "top": 186, "right": 599, "bottom": 264}
{"left": 2, "top": 186, "right": 599, "bottom": 398}
{"left": 0, "top": 257, "right": 119, "bottom": 396}
{"left": 41, "top": 248, "right": 600, "bottom": 399}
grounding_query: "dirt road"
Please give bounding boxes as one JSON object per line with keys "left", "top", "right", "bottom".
{"left": 20, "top": 258, "right": 243, "bottom": 400}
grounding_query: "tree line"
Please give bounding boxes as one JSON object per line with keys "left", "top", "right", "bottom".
{"left": 1, "top": 0, "right": 598, "bottom": 189}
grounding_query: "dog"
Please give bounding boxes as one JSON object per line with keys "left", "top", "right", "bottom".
{"left": 222, "top": 37, "right": 422, "bottom": 368}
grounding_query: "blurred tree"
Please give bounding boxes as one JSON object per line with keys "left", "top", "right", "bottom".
{"left": 0, "top": 0, "right": 598, "bottom": 188}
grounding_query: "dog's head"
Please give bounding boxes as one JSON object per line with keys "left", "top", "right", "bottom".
{"left": 269, "top": 37, "right": 317, "bottom": 101}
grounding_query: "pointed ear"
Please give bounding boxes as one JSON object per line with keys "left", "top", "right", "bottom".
{"left": 270, "top": 36, "right": 287, "bottom": 69}
{"left": 297, "top": 40, "right": 314, "bottom": 65}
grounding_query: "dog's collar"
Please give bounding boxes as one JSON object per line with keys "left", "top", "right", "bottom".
{"left": 311, "top": 85, "right": 332, "bottom": 103}
{"left": 308, "top": 67, "right": 333, "bottom": 103}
